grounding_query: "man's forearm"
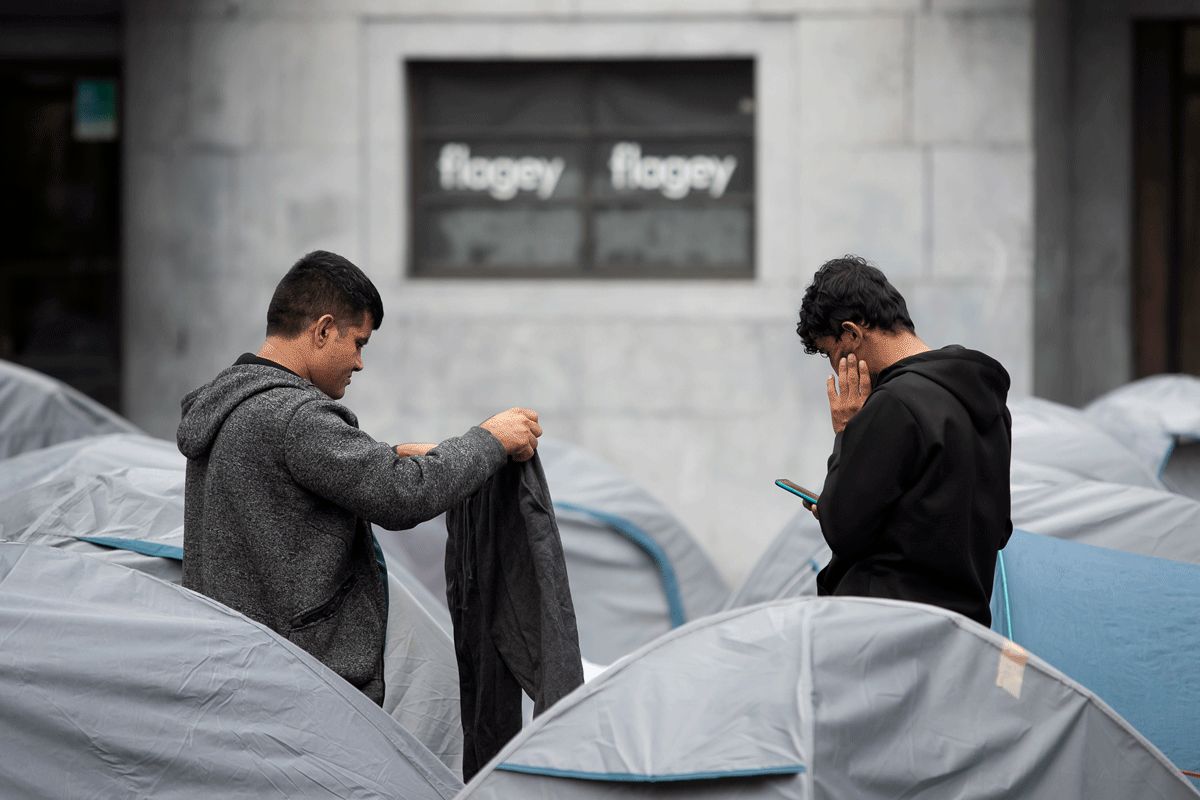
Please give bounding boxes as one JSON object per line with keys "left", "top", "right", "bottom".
{"left": 394, "top": 443, "right": 436, "bottom": 457}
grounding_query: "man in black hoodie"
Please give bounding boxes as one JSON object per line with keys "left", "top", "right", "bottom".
{"left": 177, "top": 250, "right": 542, "bottom": 704}
{"left": 796, "top": 255, "right": 1012, "bottom": 627}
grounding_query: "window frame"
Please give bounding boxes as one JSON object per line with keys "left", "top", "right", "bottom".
{"left": 406, "top": 58, "right": 756, "bottom": 280}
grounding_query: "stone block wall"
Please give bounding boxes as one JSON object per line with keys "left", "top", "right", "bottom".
{"left": 124, "top": 0, "right": 1034, "bottom": 585}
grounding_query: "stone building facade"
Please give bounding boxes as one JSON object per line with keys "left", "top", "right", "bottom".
{"left": 116, "top": 0, "right": 1186, "bottom": 583}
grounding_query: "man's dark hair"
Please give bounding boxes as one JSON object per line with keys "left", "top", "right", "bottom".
{"left": 796, "top": 255, "right": 915, "bottom": 355}
{"left": 266, "top": 250, "right": 384, "bottom": 338}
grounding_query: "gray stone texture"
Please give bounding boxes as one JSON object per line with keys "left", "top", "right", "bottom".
{"left": 124, "top": 1, "right": 1037, "bottom": 584}
{"left": 799, "top": 17, "right": 908, "bottom": 145}
{"left": 915, "top": 13, "right": 1033, "bottom": 145}
{"left": 932, "top": 147, "right": 1034, "bottom": 280}
{"left": 800, "top": 149, "right": 925, "bottom": 280}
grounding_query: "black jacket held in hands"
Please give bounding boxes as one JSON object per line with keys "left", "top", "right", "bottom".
{"left": 446, "top": 453, "right": 584, "bottom": 781}
{"left": 816, "top": 345, "right": 1013, "bottom": 627}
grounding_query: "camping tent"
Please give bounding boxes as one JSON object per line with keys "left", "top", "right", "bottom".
{"left": 456, "top": 596, "right": 1197, "bottom": 799}
{"left": 0, "top": 433, "right": 468, "bottom": 775}
{"left": 1003, "top": 395, "right": 1200, "bottom": 566}
{"left": 0, "top": 542, "right": 463, "bottom": 799}
{"left": 0, "top": 359, "right": 140, "bottom": 459}
{"left": 1009, "top": 396, "right": 1163, "bottom": 489}
{"left": 0, "top": 433, "right": 187, "bottom": 581}
{"left": 723, "top": 508, "right": 829, "bottom": 608}
{"left": 1009, "top": 458, "right": 1200, "bottom": 566}
{"left": 376, "top": 438, "right": 729, "bottom": 664}
{"left": 1085, "top": 374, "right": 1200, "bottom": 500}
{"left": 991, "top": 530, "right": 1200, "bottom": 777}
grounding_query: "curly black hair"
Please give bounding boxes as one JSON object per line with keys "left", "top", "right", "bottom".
{"left": 796, "top": 255, "right": 914, "bottom": 355}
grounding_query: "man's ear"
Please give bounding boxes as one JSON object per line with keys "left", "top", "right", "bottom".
{"left": 312, "top": 314, "right": 337, "bottom": 349}
{"left": 841, "top": 321, "right": 865, "bottom": 342}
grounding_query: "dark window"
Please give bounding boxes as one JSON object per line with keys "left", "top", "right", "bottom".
{"left": 1133, "top": 22, "right": 1200, "bottom": 378}
{"left": 408, "top": 60, "right": 755, "bottom": 279}
{"left": 0, "top": 61, "right": 122, "bottom": 410}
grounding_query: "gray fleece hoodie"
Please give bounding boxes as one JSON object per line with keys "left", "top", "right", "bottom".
{"left": 177, "top": 363, "right": 508, "bottom": 705}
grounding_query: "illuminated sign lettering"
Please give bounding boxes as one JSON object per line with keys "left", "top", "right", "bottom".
{"left": 437, "top": 143, "right": 565, "bottom": 201}
{"left": 608, "top": 142, "right": 738, "bottom": 200}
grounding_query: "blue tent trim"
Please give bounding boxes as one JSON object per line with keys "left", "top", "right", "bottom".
{"left": 996, "top": 550, "right": 1013, "bottom": 641}
{"left": 76, "top": 536, "right": 183, "bottom": 561}
{"left": 1158, "top": 437, "right": 1176, "bottom": 478}
{"left": 554, "top": 502, "right": 687, "bottom": 628}
{"left": 494, "top": 763, "right": 806, "bottom": 782}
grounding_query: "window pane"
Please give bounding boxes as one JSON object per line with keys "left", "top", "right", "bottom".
{"left": 410, "top": 62, "right": 588, "bottom": 132}
{"left": 592, "top": 205, "right": 751, "bottom": 269}
{"left": 592, "top": 60, "right": 753, "bottom": 134}
{"left": 406, "top": 59, "right": 755, "bottom": 278}
{"left": 415, "top": 205, "right": 584, "bottom": 272}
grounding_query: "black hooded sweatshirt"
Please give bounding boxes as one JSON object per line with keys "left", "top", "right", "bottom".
{"left": 816, "top": 345, "right": 1012, "bottom": 627}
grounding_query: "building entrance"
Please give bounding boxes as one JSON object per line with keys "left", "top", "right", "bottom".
{"left": 0, "top": 59, "right": 121, "bottom": 410}
{"left": 1134, "top": 22, "right": 1200, "bottom": 378}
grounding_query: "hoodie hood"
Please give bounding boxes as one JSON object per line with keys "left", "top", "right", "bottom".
{"left": 177, "top": 365, "right": 316, "bottom": 459}
{"left": 876, "top": 345, "right": 1011, "bottom": 432}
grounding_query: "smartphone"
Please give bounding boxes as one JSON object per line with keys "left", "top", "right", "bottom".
{"left": 775, "top": 479, "right": 819, "bottom": 505}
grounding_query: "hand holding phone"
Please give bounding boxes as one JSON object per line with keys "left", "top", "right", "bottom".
{"left": 775, "top": 479, "right": 819, "bottom": 504}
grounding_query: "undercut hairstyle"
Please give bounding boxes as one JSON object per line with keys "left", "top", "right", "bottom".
{"left": 796, "top": 255, "right": 915, "bottom": 355}
{"left": 266, "top": 251, "right": 384, "bottom": 338}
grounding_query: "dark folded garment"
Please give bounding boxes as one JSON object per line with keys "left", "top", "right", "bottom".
{"left": 445, "top": 453, "right": 584, "bottom": 780}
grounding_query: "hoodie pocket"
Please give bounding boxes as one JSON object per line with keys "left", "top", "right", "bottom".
{"left": 290, "top": 573, "right": 357, "bottom": 630}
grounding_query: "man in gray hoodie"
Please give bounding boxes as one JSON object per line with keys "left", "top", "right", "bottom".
{"left": 177, "top": 250, "right": 540, "bottom": 705}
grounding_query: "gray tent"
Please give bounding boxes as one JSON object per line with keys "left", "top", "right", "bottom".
{"left": 457, "top": 596, "right": 1197, "bottom": 799}
{"left": 1085, "top": 374, "right": 1200, "bottom": 500}
{"left": 0, "top": 432, "right": 467, "bottom": 775}
{"left": 723, "top": 508, "right": 829, "bottom": 608}
{"left": 377, "top": 438, "right": 729, "bottom": 665}
{"left": 0, "top": 359, "right": 140, "bottom": 459}
{"left": 1000, "top": 395, "right": 1200, "bottom": 566}
{"left": 0, "top": 541, "right": 463, "bottom": 799}
{"left": 0, "top": 433, "right": 186, "bottom": 581}
{"left": 1010, "top": 458, "right": 1200, "bottom": 566}
{"left": 1010, "top": 396, "right": 1163, "bottom": 489}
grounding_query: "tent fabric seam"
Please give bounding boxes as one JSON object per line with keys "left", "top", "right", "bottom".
{"left": 554, "top": 501, "right": 687, "bottom": 627}
{"left": 493, "top": 763, "right": 806, "bottom": 782}
{"left": 76, "top": 536, "right": 184, "bottom": 561}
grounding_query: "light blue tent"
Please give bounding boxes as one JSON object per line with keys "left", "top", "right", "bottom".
{"left": 991, "top": 530, "right": 1200, "bottom": 783}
